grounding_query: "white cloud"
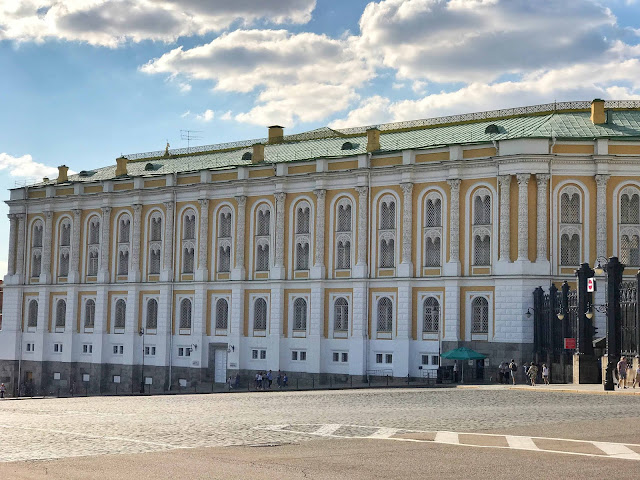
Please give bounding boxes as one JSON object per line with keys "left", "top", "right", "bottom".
{"left": 0, "top": 152, "right": 59, "bottom": 179}
{"left": 195, "top": 109, "right": 215, "bottom": 122}
{"left": 142, "top": 29, "right": 372, "bottom": 126}
{"left": 220, "top": 110, "right": 233, "bottom": 121}
{"left": 180, "top": 110, "right": 191, "bottom": 118}
{"left": 329, "top": 95, "right": 392, "bottom": 128}
{"left": 357, "top": 0, "right": 619, "bottom": 83}
{"left": 0, "top": 0, "right": 317, "bottom": 47}
{"left": 178, "top": 82, "right": 192, "bottom": 93}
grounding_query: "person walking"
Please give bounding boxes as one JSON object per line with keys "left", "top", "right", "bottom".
{"left": 509, "top": 359, "right": 518, "bottom": 385}
{"left": 542, "top": 364, "right": 550, "bottom": 385}
{"left": 276, "top": 370, "right": 282, "bottom": 389}
{"left": 527, "top": 362, "right": 538, "bottom": 386}
{"left": 267, "top": 370, "right": 273, "bottom": 389}
{"left": 617, "top": 356, "right": 628, "bottom": 389}
{"left": 633, "top": 364, "right": 640, "bottom": 388}
{"left": 498, "top": 362, "right": 505, "bottom": 384}
{"left": 282, "top": 372, "right": 288, "bottom": 388}
{"left": 453, "top": 360, "right": 459, "bottom": 383}
{"left": 0, "top": 383, "right": 5, "bottom": 398}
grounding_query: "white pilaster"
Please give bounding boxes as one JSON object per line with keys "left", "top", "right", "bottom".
{"left": 232, "top": 195, "right": 246, "bottom": 280}
{"left": 516, "top": 174, "right": 530, "bottom": 262}
{"left": 311, "top": 189, "right": 326, "bottom": 279}
{"left": 69, "top": 209, "right": 82, "bottom": 283}
{"left": 15, "top": 213, "right": 26, "bottom": 282}
{"left": 129, "top": 204, "right": 142, "bottom": 282}
{"left": 444, "top": 179, "right": 461, "bottom": 276}
{"left": 40, "top": 210, "right": 53, "bottom": 284}
{"left": 595, "top": 174, "right": 609, "bottom": 260}
{"left": 196, "top": 198, "right": 209, "bottom": 281}
{"left": 398, "top": 182, "right": 413, "bottom": 277}
{"left": 498, "top": 175, "right": 511, "bottom": 263}
{"left": 354, "top": 186, "right": 368, "bottom": 278}
{"left": 161, "top": 201, "right": 174, "bottom": 282}
{"left": 98, "top": 206, "right": 111, "bottom": 284}
{"left": 6, "top": 214, "right": 17, "bottom": 277}
{"left": 272, "top": 192, "right": 286, "bottom": 279}
{"left": 536, "top": 174, "right": 550, "bottom": 263}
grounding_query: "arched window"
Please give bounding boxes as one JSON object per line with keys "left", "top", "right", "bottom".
{"left": 32, "top": 221, "right": 43, "bottom": 248}
{"left": 146, "top": 299, "right": 158, "bottom": 329}
{"left": 293, "top": 298, "right": 307, "bottom": 330}
{"left": 27, "top": 300, "right": 38, "bottom": 328}
{"left": 60, "top": 221, "right": 71, "bottom": 247}
{"left": 295, "top": 242, "right": 310, "bottom": 270}
{"left": 471, "top": 297, "right": 489, "bottom": 334}
{"left": 87, "top": 216, "right": 100, "bottom": 276}
{"left": 425, "top": 237, "right": 441, "bottom": 267}
{"left": 380, "top": 199, "right": 396, "bottom": 230}
{"left": 474, "top": 235, "right": 491, "bottom": 266}
{"left": 474, "top": 194, "right": 491, "bottom": 225}
{"left": 380, "top": 239, "right": 395, "bottom": 268}
{"left": 621, "top": 234, "right": 640, "bottom": 266}
{"left": 149, "top": 248, "right": 161, "bottom": 274}
{"left": 254, "top": 298, "right": 267, "bottom": 330}
{"left": 117, "top": 214, "right": 131, "bottom": 276}
{"left": 560, "top": 192, "right": 581, "bottom": 223}
{"left": 558, "top": 186, "right": 582, "bottom": 267}
{"left": 183, "top": 247, "right": 195, "bottom": 273}
{"left": 426, "top": 198, "right": 442, "bottom": 227}
{"left": 88, "top": 250, "right": 99, "bottom": 276}
{"left": 334, "top": 297, "right": 349, "bottom": 332}
{"left": 377, "top": 297, "right": 393, "bottom": 332}
{"left": 183, "top": 211, "right": 196, "bottom": 240}
{"left": 296, "top": 205, "right": 310, "bottom": 234}
{"left": 31, "top": 252, "right": 41, "bottom": 278}
{"left": 619, "top": 187, "right": 640, "bottom": 266}
{"left": 59, "top": 252, "right": 70, "bottom": 277}
{"left": 218, "top": 246, "right": 231, "bottom": 272}
{"left": 337, "top": 203, "right": 351, "bottom": 232}
{"left": 181, "top": 209, "right": 197, "bottom": 274}
{"left": 424, "top": 193, "right": 443, "bottom": 268}
{"left": 58, "top": 218, "right": 71, "bottom": 278}
{"left": 88, "top": 218, "right": 100, "bottom": 245}
{"left": 119, "top": 217, "right": 131, "bottom": 243}
{"left": 423, "top": 297, "right": 439, "bottom": 333}
{"left": 55, "top": 299, "right": 66, "bottom": 328}
{"left": 560, "top": 233, "right": 580, "bottom": 266}
{"left": 216, "top": 298, "right": 229, "bottom": 329}
{"left": 256, "top": 244, "right": 269, "bottom": 271}
{"left": 148, "top": 212, "right": 163, "bottom": 276}
{"left": 219, "top": 210, "right": 232, "bottom": 238}
{"left": 118, "top": 251, "right": 129, "bottom": 275}
{"left": 150, "top": 215, "right": 162, "bottom": 241}
{"left": 294, "top": 202, "right": 311, "bottom": 271}
{"left": 337, "top": 240, "right": 351, "bottom": 269}
{"left": 257, "top": 209, "right": 270, "bottom": 236}
{"left": 84, "top": 299, "right": 95, "bottom": 329}
{"left": 114, "top": 299, "right": 126, "bottom": 329}
{"left": 180, "top": 298, "right": 192, "bottom": 329}
{"left": 335, "top": 198, "right": 353, "bottom": 271}
{"left": 31, "top": 219, "right": 44, "bottom": 278}
{"left": 255, "top": 205, "right": 271, "bottom": 273}
{"left": 217, "top": 207, "right": 233, "bottom": 273}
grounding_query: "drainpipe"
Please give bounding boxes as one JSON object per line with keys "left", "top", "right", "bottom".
{"left": 168, "top": 175, "right": 177, "bottom": 390}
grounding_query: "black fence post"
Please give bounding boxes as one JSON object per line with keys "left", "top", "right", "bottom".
{"left": 533, "top": 286, "right": 544, "bottom": 360}
{"left": 636, "top": 270, "right": 640, "bottom": 356}
{"left": 605, "top": 256, "right": 625, "bottom": 390}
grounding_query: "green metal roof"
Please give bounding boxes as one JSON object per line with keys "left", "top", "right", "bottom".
{"left": 32, "top": 102, "right": 640, "bottom": 187}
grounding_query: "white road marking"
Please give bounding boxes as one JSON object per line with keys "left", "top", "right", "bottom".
{"left": 434, "top": 431, "right": 459, "bottom": 444}
{"left": 314, "top": 424, "right": 343, "bottom": 436}
{"left": 506, "top": 435, "right": 539, "bottom": 451}
{"left": 369, "top": 427, "right": 399, "bottom": 439}
{"left": 593, "top": 442, "right": 640, "bottom": 460}
{"left": 259, "top": 424, "right": 640, "bottom": 461}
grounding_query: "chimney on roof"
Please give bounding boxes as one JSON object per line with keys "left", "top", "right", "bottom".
{"left": 268, "top": 125, "right": 284, "bottom": 144}
{"left": 252, "top": 143, "right": 265, "bottom": 163}
{"left": 591, "top": 98, "right": 606, "bottom": 125}
{"left": 115, "top": 156, "right": 128, "bottom": 176}
{"left": 366, "top": 127, "right": 380, "bottom": 152}
{"left": 57, "top": 165, "right": 68, "bottom": 183}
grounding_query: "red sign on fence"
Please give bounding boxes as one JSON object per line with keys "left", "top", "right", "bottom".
{"left": 564, "top": 338, "right": 577, "bottom": 350}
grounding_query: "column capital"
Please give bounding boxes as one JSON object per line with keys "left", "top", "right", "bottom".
{"left": 7, "top": 213, "right": 16, "bottom": 221}
{"left": 235, "top": 195, "right": 247, "bottom": 207}
{"left": 72, "top": 208, "right": 82, "bottom": 217}
{"left": 400, "top": 182, "right": 414, "bottom": 195}
{"left": 447, "top": 178, "right": 461, "bottom": 190}
{"left": 45, "top": 210, "right": 53, "bottom": 220}
{"left": 275, "top": 191, "right": 286, "bottom": 202}
{"left": 498, "top": 174, "right": 512, "bottom": 187}
{"left": 595, "top": 174, "right": 610, "bottom": 187}
{"left": 536, "top": 173, "right": 550, "bottom": 185}
{"left": 356, "top": 186, "right": 368, "bottom": 197}
{"left": 313, "top": 188, "right": 326, "bottom": 199}
{"left": 516, "top": 173, "right": 530, "bottom": 186}
{"left": 163, "top": 201, "right": 174, "bottom": 209}
{"left": 198, "top": 198, "right": 209, "bottom": 208}
{"left": 101, "top": 206, "right": 112, "bottom": 215}
{"left": 132, "top": 204, "right": 142, "bottom": 213}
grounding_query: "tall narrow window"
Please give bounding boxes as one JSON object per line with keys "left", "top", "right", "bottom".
{"left": 59, "top": 252, "right": 69, "bottom": 277}
{"left": 87, "top": 216, "right": 100, "bottom": 277}
{"left": 255, "top": 205, "right": 271, "bottom": 273}
{"left": 181, "top": 210, "right": 197, "bottom": 274}
{"left": 84, "top": 299, "right": 95, "bottom": 329}
{"left": 88, "top": 251, "right": 99, "bottom": 276}
{"left": 88, "top": 218, "right": 100, "bottom": 245}
{"left": 148, "top": 212, "right": 163, "bottom": 276}
{"left": 119, "top": 217, "right": 130, "bottom": 243}
{"left": 619, "top": 187, "right": 640, "bottom": 266}
{"left": 471, "top": 297, "right": 489, "bottom": 334}
{"left": 380, "top": 239, "right": 395, "bottom": 268}
{"left": 117, "top": 214, "right": 131, "bottom": 277}
{"left": 337, "top": 203, "right": 351, "bottom": 232}
{"left": 27, "top": 300, "right": 38, "bottom": 328}
{"left": 294, "top": 202, "right": 311, "bottom": 271}
{"left": 217, "top": 207, "right": 233, "bottom": 273}
{"left": 58, "top": 219, "right": 71, "bottom": 278}
{"left": 216, "top": 298, "right": 229, "bottom": 329}
{"left": 55, "top": 299, "right": 66, "bottom": 329}
{"left": 472, "top": 189, "right": 492, "bottom": 267}
{"left": 334, "top": 297, "right": 349, "bottom": 332}
{"left": 335, "top": 198, "right": 353, "bottom": 271}
{"left": 423, "top": 297, "right": 439, "bottom": 333}
{"left": 337, "top": 240, "right": 351, "bottom": 269}
{"left": 146, "top": 299, "right": 158, "bottom": 329}
{"left": 293, "top": 298, "right": 307, "bottom": 330}
{"left": 31, "top": 220, "right": 44, "bottom": 277}
{"left": 31, "top": 252, "right": 41, "bottom": 278}
{"left": 559, "top": 186, "right": 582, "bottom": 267}
{"left": 183, "top": 247, "right": 195, "bottom": 273}
{"left": 149, "top": 249, "right": 161, "bottom": 274}
{"left": 114, "top": 299, "right": 126, "bottom": 329}
{"left": 378, "top": 195, "right": 397, "bottom": 269}
{"left": 183, "top": 212, "right": 196, "bottom": 240}
{"left": 118, "top": 251, "right": 129, "bottom": 275}
{"left": 377, "top": 297, "right": 393, "bottom": 332}
{"left": 254, "top": 298, "right": 267, "bottom": 330}
{"left": 256, "top": 244, "right": 269, "bottom": 271}
{"left": 380, "top": 200, "right": 396, "bottom": 230}
{"left": 180, "top": 298, "right": 192, "bottom": 329}
{"left": 424, "top": 193, "right": 443, "bottom": 268}
{"left": 474, "top": 235, "right": 491, "bottom": 266}
{"left": 218, "top": 246, "right": 231, "bottom": 272}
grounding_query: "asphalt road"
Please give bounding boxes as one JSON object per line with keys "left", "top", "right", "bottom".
{"left": 1, "top": 386, "right": 639, "bottom": 479}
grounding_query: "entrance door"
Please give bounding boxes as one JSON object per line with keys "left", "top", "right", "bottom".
{"left": 214, "top": 349, "right": 227, "bottom": 383}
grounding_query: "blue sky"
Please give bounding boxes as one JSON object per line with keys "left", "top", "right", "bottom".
{"left": 1, "top": 0, "right": 640, "bottom": 276}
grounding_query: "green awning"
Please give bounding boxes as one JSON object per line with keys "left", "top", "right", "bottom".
{"left": 440, "top": 347, "right": 487, "bottom": 360}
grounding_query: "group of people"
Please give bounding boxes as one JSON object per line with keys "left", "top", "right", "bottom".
{"left": 616, "top": 356, "right": 640, "bottom": 389}
{"left": 497, "top": 360, "right": 550, "bottom": 386}
{"left": 253, "top": 370, "right": 288, "bottom": 390}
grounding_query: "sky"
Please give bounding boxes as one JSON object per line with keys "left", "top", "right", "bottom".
{"left": 1, "top": 0, "right": 640, "bottom": 277}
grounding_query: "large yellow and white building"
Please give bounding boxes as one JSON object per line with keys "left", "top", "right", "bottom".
{"left": 2, "top": 99, "right": 640, "bottom": 393}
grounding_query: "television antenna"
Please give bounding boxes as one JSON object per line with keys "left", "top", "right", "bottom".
{"left": 180, "top": 130, "right": 203, "bottom": 153}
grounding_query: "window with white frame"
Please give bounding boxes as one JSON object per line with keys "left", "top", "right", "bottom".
{"left": 55, "top": 299, "right": 66, "bottom": 330}
{"left": 471, "top": 297, "right": 489, "bottom": 334}
{"left": 254, "top": 298, "right": 267, "bottom": 330}
{"left": 26, "top": 343, "right": 35, "bottom": 352}
{"left": 293, "top": 297, "right": 307, "bottom": 331}
{"left": 53, "top": 342, "right": 63, "bottom": 353}
{"left": 335, "top": 198, "right": 353, "bottom": 270}
{"left": 88, "top": 250, "right": 99, "bottom": 276}
{"left": 255, "top": 205, "right": 271, "bottom": 272}
{"left": 182, "top": 209, "right": 196, "bottom": 274}
{"left": 291, "top": 350, "right": 306, "bottom": 361}
{"left": 619, "top": 186, "right": 640, "bottom": 266}
{"left": 376, "top": 353, "right": 393, "bottom": 364}
{"left": 334, "top": 297, "right": 349, "bottom": 332}
{"left": 294, "top": 202, "right": 311, "bottom": 271}
{"left": 379, "top": 195, "right": 396, "bottom": 268}
{"left": 113, "top": 345, "right": 124, "bottom": 355}
{"left": 252, "top": 349, "right": 267, "bottom": 360}
{"left": 82, "top": 344, "right": 93, "bottom": 354}
{"left": 215, "top": 298, "right": 229, "bottom": 329}
{"left": 117, "top": 214, "right": 131, "bottom": 276}
{"left": 145, "top": 346, "right": 156, "bottom": 356}
{"left": 217, "top": 207, "right": 233, "bottom": 274}
{"left": 333, "top": 352, "right": 349, "bottom": 363}
{"left": 58, "top": 218, "right": 71, "bottom": 277}
{"left": 146, "top": 298, "right": 158, "bottom": 330}
{"left": 179, "top": 298, "right": 192, "bottom": 330}
{"left": 472, "top": 188, "right": 492, "bottom": 266}
{"left": 377, "top": 297, "right": 393, "bottom": 332}
{"left": 114, "top": 299, "right": 126, "bottom": 330}
{"left": 559, "top": 186, "right": 582, "bottom": 266}
{"left": 31, "top": 219, "right": 43, "bottom": 277}
{"left": 27, "top": 300, "right": 38, "bottom": 328}
{"left": 148, "top": 212, "right": 162, "bottom": 275}
{"left": 424, "top": 193, "right": 443, "bottom": 267}
{"left": 423, "top": 297, "right": 439, "bottom": 333}
{"left": 84, "top": 299, "right": 95, "bottom": 330}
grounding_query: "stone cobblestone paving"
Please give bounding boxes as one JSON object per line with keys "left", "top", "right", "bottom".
{"left": 1, "top": 387, "right": 640, "bottom": 463}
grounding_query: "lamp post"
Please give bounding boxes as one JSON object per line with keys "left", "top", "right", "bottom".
{"left": 139, "top": 328, "right": 145, "bottom": 394}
